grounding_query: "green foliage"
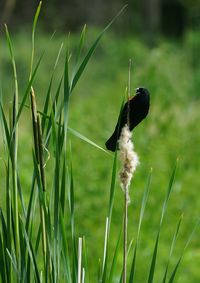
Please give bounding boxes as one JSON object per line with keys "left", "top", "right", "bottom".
{"left": 0, "top": 5, "right": 200, "bottom": 283}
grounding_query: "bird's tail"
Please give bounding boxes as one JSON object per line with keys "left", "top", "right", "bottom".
{"left": 105, "top": 132, "right": 118, "bottom": 152}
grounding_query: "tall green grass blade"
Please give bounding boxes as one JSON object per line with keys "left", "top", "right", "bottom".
{"left": 68, "top": 147, "right": 78, "bottom": 283}
{"left": 70, "top": 5, "right": 127, "bottom": 92}
{"left": 148, "top": 162, "right": 178, "bottom": 283}
{"left": 41, "top": 43, "right": 63, "bottom": 132}
{"left": 4, "top": 25, "right": 18, "bottom": 101}
{"left": 41, "top": 77, "right": 53, "bottom": 131}
{"left": 78, "top": 237, "right": 83, "bottom": 283}
{"left": 25, "top": 174, "right": 36, "bottom": 232}
{"left": 60, "top": 159, "right": 66, "bottom": 214}
{"left": 68, "top": 127, "right": 109, "bottom": 155}
{"left": 75, "top": 25, "right": 86, "bottom": 66}
{"left": 5, "top": 23, "right": 20, "bottom": 261}
{"left": 0, "top": 233, "right": 7, "bottom": 283}
{"left": 69, "top": 159, "right": 75, "bottom": 240}
{"left": 5, "top": 159, "right": 12, "bottom": 283}
{"left": 19, "top": 217, "right": 26, "bottom": 281}
{"left": 71, "top": 25, "right": 86, "bottom": 80}
{"left": 51, "top": 112, "right": 63, "bottom": 281}
{"left": 15, "top": 54, "right": 44, "bottom": 130}
{"left": 162, "top": 215, "right": 183, "bottom": 283}
{"left": 168, "top": 220, "right": 199, "bottom": 283}
{"left": 147, "top": 232, "right": 160, "bottom": 283}
{"left": 29, "top": 1, "right": 42, "bottom": 79}
{"left": 70, "top": 163, "right": 78, "bottom": 283}
{"left": 60, "top": 211, "right": 72, "bottom": 283}
{"left": 23, "top": 226, "right": 41, "bottom": 283}
{"left": 137, "top": 170, "right": 152, "bottom": 237}
{"left": 0, "top": 101, "right": 10, "bottom": 149}
{"left": 0, "top": 209, "right": 9, "bottom": 283}
{"left": 160, "top": 160, "right": 178, "bottom": 226}
{"left": 63, "top": 46, "right": 70, "bottom": 152}
{"left": 129, "top": 170, "right": 152, "bottom": 283}
{"left": 32, "top": 152, "right": 47, "bottom": 274}
{"left": 17, "top": 175, "right": 26, "bottom": 217}
{"left": 44, "top": 77, "right": 63, "bottom": 146}
{"left": 108, "top": 150, "right": 118, "bottom": 222}
{"left": 53, "top": 154, "right": 60, "bottom": 237}
{"left": 108, "top": 227, "right": 122, "bottom": 283}
{"left": 34, "top": 226, "right": 41, "bottom": 257}
{"left": 37, "top": 114, "right": 46, "bottom": 191}
{"left": 6, "top": 248, "right": 17, "bottom": 274}
{"left": 101, "top": 217, "right": 109, "bottom": 282}
{"left": 82, "top": 237, "right": 90, "bottom": 283}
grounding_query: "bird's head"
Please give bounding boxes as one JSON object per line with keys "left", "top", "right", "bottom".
{"left": 136, "top": 87, "right": 149, "bottom": 96}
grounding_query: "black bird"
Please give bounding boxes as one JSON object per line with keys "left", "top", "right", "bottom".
{"left": 105, "top": 87, "right": 150, "bottom": 152}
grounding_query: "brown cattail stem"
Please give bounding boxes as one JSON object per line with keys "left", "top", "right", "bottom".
{"left": 123, "top": 186, "right": 129, "bottom": 283}
{"left": 119, "top": 125, "right": 139, "bottom": 283}
{"left": 30, "top": 87, "right": 47, "bottom": 272}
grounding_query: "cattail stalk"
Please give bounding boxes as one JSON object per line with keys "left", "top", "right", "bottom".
{"left": 30, "top": 87, "right": 47, "bottom": 271}
{"left": 119, "top": 124, "right": 139, "bottom": 283}
{"left": 120, "top": 59, "right": 139, "bottom": 283}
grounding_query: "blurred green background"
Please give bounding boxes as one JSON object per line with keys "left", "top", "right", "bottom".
{"left": 0, "top": 0, "right": 200, "bottom": 282}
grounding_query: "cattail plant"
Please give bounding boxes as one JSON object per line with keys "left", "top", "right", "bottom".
{"left": 0, "top": 4, "right": 198, "bottom": 283}
{"left": 119, "top": 124, "right": 139, "bottom": 283}
{"left": 119, "top": 60, "right": 139, "bottom": 283}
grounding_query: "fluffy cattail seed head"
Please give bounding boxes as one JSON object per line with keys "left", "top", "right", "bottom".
{"left": 119, "top": 124, "right": 139, "bottom": 203}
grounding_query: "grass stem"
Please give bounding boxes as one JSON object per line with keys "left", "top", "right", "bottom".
{"left": 78, "top": 237, "right": 83, "bottom": 283}
{"left": 123, "top": 187, "right": 128, "bottom": 283}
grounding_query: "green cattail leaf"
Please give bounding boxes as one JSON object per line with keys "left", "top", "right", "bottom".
{"left": 168, "top": 220, "right": 199, "bottom": 283}
{"left": 18, "top": 217, "right": 26, "bottom": 280}
{"left": 108, "top": 150, "right": 118, "bottom": 221}
{"left": 75, "top": 24, "right": 86, "bottom": 66}
{"left": 137, "top": 170, "right": 152, "bottom": 237}
{"left": 0, "top": 101, "right": 10, "bottom": 148}
{"left": 17, "top": 175, "right": 26, "bottom": 217}
{"left": 101, "top": 217, "right": 109, "bottom": 282}
{"left": 41, "top": 77, "right": 53, "bottom": 131}
{"left": 15, "top": 54, "right": 43, "bottom": 131}
{"left": 44, "top": 77, "right": 63, "bottom": 146}
{"left": 41, "top": 43, "right": 63, "bottom": 132}
{"left": 160, "top": 160, "right": 178, "bottom": 226}
{"left": 0, "top": 233, "right": 7, "bottom": 283}
{"left": 83, "top": 237, "right": 90, "bottom": 283}
{"left": 147, "top": 232, "right": 160, "bottom": 283}
{"left": 60, "top": 158, "right": 66, "bottom": 214}
{"left": 0, "top": 208, "right": 8, "bottom": 250}
{"left": 63, "top": 46, "right": 70, "bottom": 147}
{"left": 6, "top": 248, "right": 17, "bottom": 274}
{"left": 108, "top": 228, "right": 122, "bottom": 283}
{"left": 129, "top": 170, "right": 152, "bottom": 283}
{"left": 162, "top": 215, "right": 183, "bottom": 283}
{"left": 4, "top": 25, "right": 18, "bottom": 101}
{"left": 60, "top": 211, "right": 72, "bottom": 283}
{"left": 71, "top": 25, "right": 87, "bottom": 81}
{"left": 148, "top": 162, "right": 178, "bottom": 283}
{"left": 25, "top": 173, "right": 37, "bottom": 232}
{"left": 68, "top": 127, "right": 109, "bottom": 155}
{"left": 30, "top": 1, "right": 42, "bottom": 79}
{"left": 23, "top": 226, "right": 41, "bottom": 283}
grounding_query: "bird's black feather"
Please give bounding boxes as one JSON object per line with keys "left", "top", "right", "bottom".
{"left": 105, "top": 87, "right": 150, "bottom": 152}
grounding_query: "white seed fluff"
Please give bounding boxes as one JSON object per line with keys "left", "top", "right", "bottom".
{"left": 119, "top": 124, "right": 139, "bottom": 203}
